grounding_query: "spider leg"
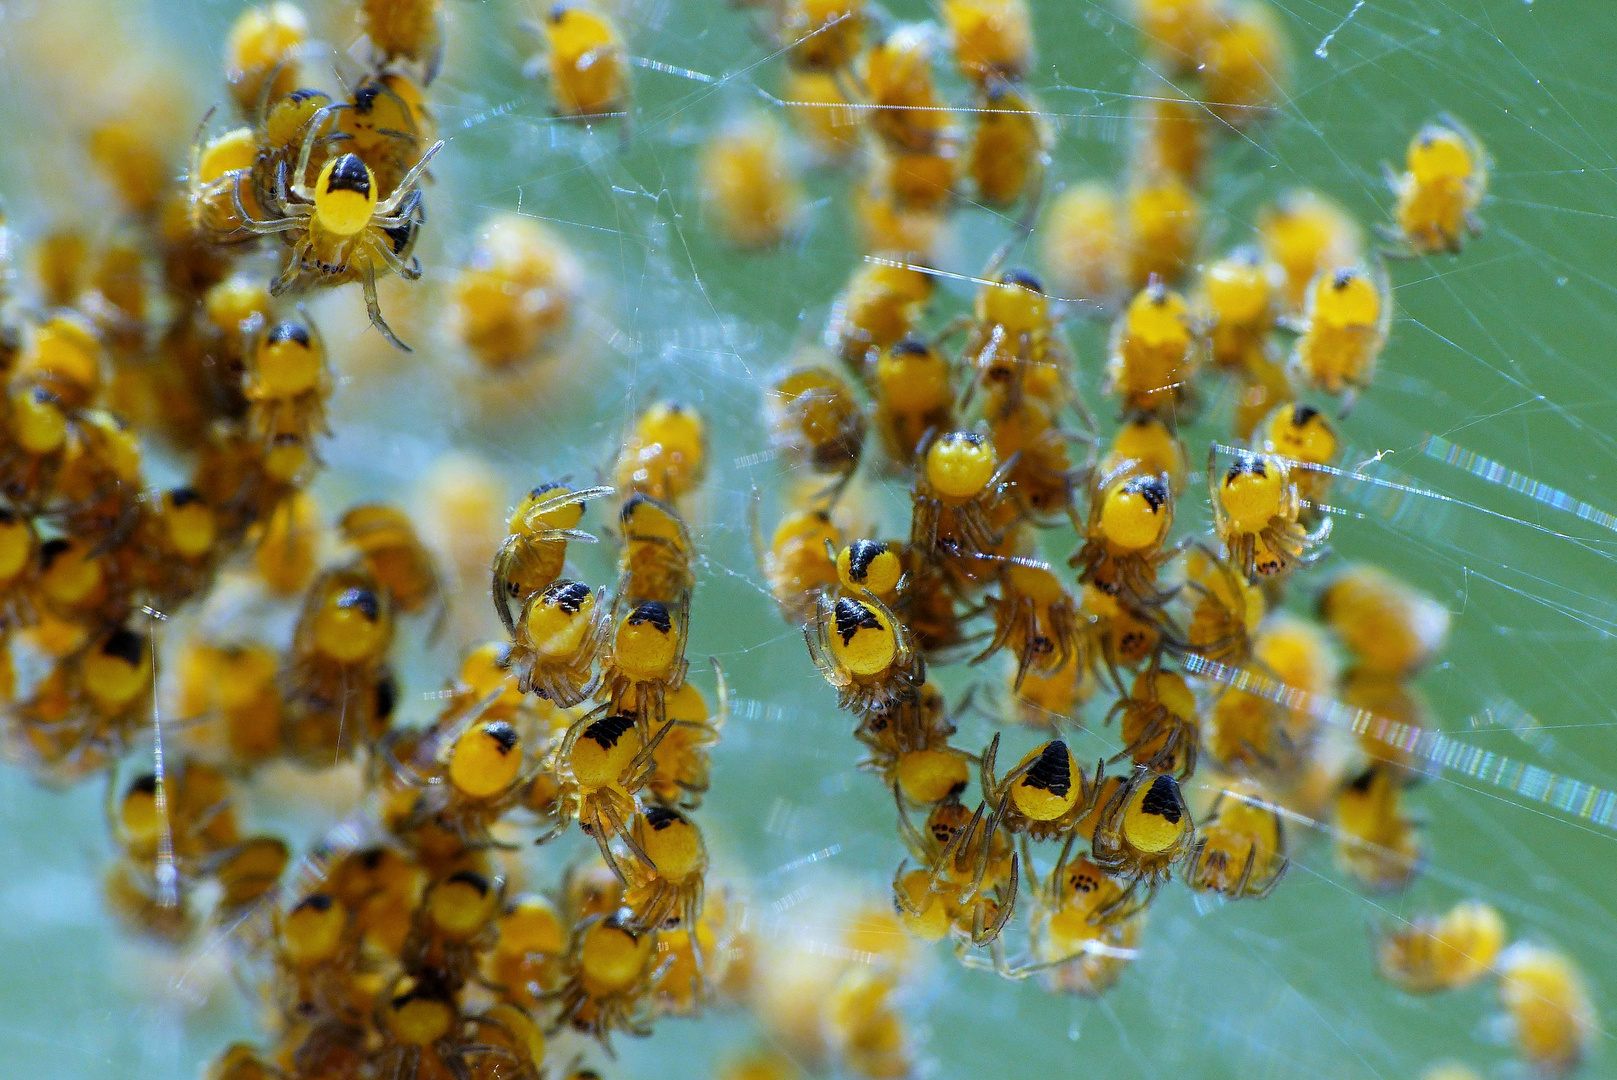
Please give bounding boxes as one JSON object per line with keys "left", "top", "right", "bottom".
{"left": 891, "top": 858, "right": 927, "bottom": 917}
{"left": 892, "top": 786, "right": 932, "bottom": 863}
{"left": 371, "top": 188, "right": 423, "bottom": 229}
{"left": 490, "top": 538, "right": 521, "bottom": 635}
{"left": 968, "top": 596, "right": 1020, "bottom": 667}
{"left": 370, "top": 232, "right": 418, "bottom": 280}
{"left": 375, "top": 140, "right": 445, "bottom": 215}
{"left": 268, "top": 243, "right": 311, "bottom": 297}
{"left": 292, "top": 106, "right": 340, "bottom": 203}
{"left": 625, "top": 718, "right": 677, "bottom": 781}
{"left": 975, "top": 853, "right": 1018, "bottom": 944}
{"left": 228, "top": 181, "right": 304, "bottom": 234}
{"left": 1252, "top": 856, "right": 1289, "bottom": 899}
{"left": 1232, "top": 842, "right": 1258, "bottom": 898}
{"left": 924, "top": 799, "right": 979, "bottom": 898}
{"left": 361, "top": 264, "right": 412, "bottom": 351}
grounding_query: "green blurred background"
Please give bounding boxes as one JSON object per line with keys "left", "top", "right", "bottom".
{"left": 0, "top": 0, "right": 1614, "bottom": 1077}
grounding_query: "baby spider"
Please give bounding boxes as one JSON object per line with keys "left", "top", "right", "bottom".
{"left": 1101, "top": 415, "right": 1188, "bottom": 493}
{"left": 245, "top": 317, "right": 331, "bottom": 461}
{"left": 766, "top": 365, "right": 866, "bottom": 499}
{"left": 1208, "top": 447, "right": 1332, "bottom": 582}
{"left": 614, "top": 402, "right": 707, "bottom": 504}
{"left": 871, "top": 337, "right": 955, "bottom": 470}
{"left": 543, "top": 912, "right": 661, "bottom": 1046}
{"left": 829, "top": 260, "right": 936, "bottom": 380}
{"left": 1257, "top": 188, "right": 1364, "bottom": 316}
{"left": 510, "top": 579, "right": 607, "bottom": 707}
{"left": 1039, "top": 837, "right": 1151, "bottom": 931}
{"left": 700, "top": 111, "right": 807, "bottom": 249}
{"left": 538, "top": 709, "right": 673, "bottom": 874}
{"left": 1122, "top": 171, "right": 1202, "bottom": 290}
{"left": 1205, "top": 610, "right": 1335, "bottom": 772}
{"left": 338, "top": 503, "right": 443, "bottom": 621}
{"left": 492, "top": 482, "right": 611, "bottom": 634}
{"left": 1173, "top": 543, "right": 1265, "bottom": 666}
{"left": 620, "top": 806, "right": 707, "bottom": 932}
{"left": 855, "top": 683, "right": 970, "bottom": 807}
{"left": 1184, "top": 778, "right": 1289, "bottom": 899}
{"left": 1102, "top": 665, "right": 1201, "bottom": 779}
{"left": 962, "top": 836, "right": 1147, "bottom": 982}
{"left": 617, "top": 492, "right": 697, "bottom": 605}
{"left": 967, "top": 83, "right": 1050, "bottom": 210}
{"left": 862, "top": 22, "right": 954, "bottom": 154}
{"left": 834, "top": 538, "right": 904, "bottom": 603}
{"left": 372, "top": 971, "right": 464, "bottom": 1079}
{"left": 526, "top": 4, "right": 631, "bottom": 120}
{"left": 439, "top": 717, "right": 535, "bottom": 832}
{"left": 1040, "top": 180, "right": 1127, "bottom": 313}
{"left": 459, "top": 1004, "right": 547, "bottom": 1080}
{"left": 487, "top": 893, "right": 568, "bottom": 1007}
{"left": 986, "top": 381, "right": 1088, "bottom": 520}
{"left": 971, "top": 558, "right": 1085, "bottom": 691}
{"left": 399, "top": 869, "right": 506, "bottom": 987}
{"left": 1127, "top": 87, "right": 1209, "bottom": 190}
{"left": 893, "top": 793, "right": 1019, "bottom": 946}
{"left": 1090, "top": 765, "right": 1194, "bottom": 897}
{"left": 354, "top": 0, "right": 446, "bottom": 83}
{"left": 596, "top": 595, "right": 691, "bottom": 735}
{"left": 1257, "top": 401, "right": 1339, "bottom": 517}
{"left": 375, "top": 712, "right": 538, "bottom": 851}
{"left": 1199, "top": 0, "right": 1289, "bottom": 129}
{"left": 1025, "top": 859, "right": 1144, "bottom": 996}
{"left": 1106, "top": 278, "right": 1201, "bottom": 420}
{"left": 804, "top": 590, "right": 923, "bottom": 715}
{"left": 1069, "top": 458, "right": 1179, "bottom": 610}
{"left": 754, "top": 499, "right": 842, "bottom": 624}
{"left": 225, "top": 105, "right": 443, "bottom": 351}
{"left": 281, "top": 566, "right": 397, "bottom": 765}
{"left": 1373, "top": 898, "right": 1505, "bottom": 994}
{"left": 943, "top": 0, "right": 1034, "bottom": 86}
{"left": 1383, "top": 115, "right": 1488, "bottom": 257}
{"left": 1333, "top": 763, "right": 1423, "bottom": 892}
{"left": 1497, "top": 942, "right": 1597, "bottom": 1080}
{"left": 1080, "top": 581, "right": 1167, "bottom": 693}
{"left": 651, "top": 888, "right": 734, "bottom": 1017}
{"left": 186, "top": 118, "right": 261, "bottom": 242}
{"left": 270, "top": 890, "right": 360, "bottom": 1023}
{"left": 891, "top": 542, "right": 975, "bottom": 659}
{"left": 909, "top": 429, "right": 1018, "bottom": 559}
{"left": 1318, "top": 561, "right": 1451, "bottom": 678}
{"left": 978, "top": 733, "right": 1102, "bottom": 843}
{"left": 1289, "top": 262, "right": 1392, "bottom": 408}
{"left": 1010, "top": 647, "right": 1098, "bottom": 729}
{"left": 1194, "top": 246, "right": 1281, "bottom": 374}
{"left": 954, "top": 268, "right": 1071, "bottom": 415}
{"left": 641, "top": 673, "right": 726, "bottom": 809}
{"left": 775, "top": 0, "right": 866, "bottom": 74}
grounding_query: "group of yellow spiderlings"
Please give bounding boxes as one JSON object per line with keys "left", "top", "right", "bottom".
{"left": 187, "top": 0, "right": 444, "bottom": 350}
{"left": 4, "top": 2, "right": 740, "bottom": 1079}
{"left": 0, "top": 0, "right": 1601, "bottom": 1077}
{"left": 141, "top": 398, "right": 745, "bottom": 1080}
{"left": 718, "top": 1, "right": 1598, "bottom": 1075}
{"left": 695, "top": 0, "right": 1056, "bottom": 254}
{"left": 0, "top": 0, "right": 429, "bottom": 791}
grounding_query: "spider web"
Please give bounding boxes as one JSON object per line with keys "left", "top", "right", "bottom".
{"left": 0, "top": 0, "right": 1614, "bottom": 1078}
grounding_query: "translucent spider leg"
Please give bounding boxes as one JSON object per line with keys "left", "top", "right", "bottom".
{"left": 361, "top": 264, "right": 411, "bottom": 351}
{"left": 375, "top": 140, "right": 444, "bottom": 216}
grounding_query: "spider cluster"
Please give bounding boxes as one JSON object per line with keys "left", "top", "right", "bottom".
{"left": 0, "top": 2, "right": 1591, "bottom": 1080}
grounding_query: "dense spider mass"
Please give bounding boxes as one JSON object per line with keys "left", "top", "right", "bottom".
{"left": 0, "top": 2, "right": 1610, "bottom": 1080}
